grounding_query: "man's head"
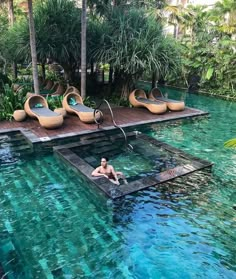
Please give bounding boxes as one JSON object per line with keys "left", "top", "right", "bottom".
{"left": 101, "top": 157, "right": 108, "bottom": 167}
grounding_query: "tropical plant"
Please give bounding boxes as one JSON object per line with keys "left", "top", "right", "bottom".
{"left": 211, "top": 0, "right": 236, "bottom": 35}
{"left": 0, "top": 84, "right": 26, "bottom": 120}
{"left": 0, "top": 72, "right": 11, "bottom": 87}
{"left": 46, "top": 95, "right": 63, "bottom": 110}
{"left": 167, "top": 3, "right": 236, "bottom": 97}
{"left": 83, "top": 96, "right": 96, "bottom": 108}
{"left": 91, "top": 7, "right": 181, "bottom": 99}
{"left": 4, "top": 0, "right": 82, "bottom": 81}
{"left": 107, "top": 94, "right": 130, "bottom": 107}
{"left": 34, "top": 0, "right": 81, "bottom": 81}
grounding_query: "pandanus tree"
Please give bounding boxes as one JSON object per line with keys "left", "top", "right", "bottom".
{"left": 91, "top": 7, "right": 181, "bottom": 99}
{"left": 34, "top": 0, "right": 81, "bottom": 82}
{"left": 6, "top": 0, "right": 81, "bottom": 82}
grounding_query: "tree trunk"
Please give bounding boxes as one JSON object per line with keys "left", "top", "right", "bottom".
{"left": 121, "top": 76, "right": 133, "bottom": 100}
{"left": 41, "top": 63, "right": 46, "bottom": 81}
{"left": 173, "top": 24, "right": 179, "bottom": 39}
{"left": 28, "top": 0, "right": 39, "bottom": 94}
{"left": 62, "top": 64, "right": 72, "bottom": 83}
{"left": 8, "top": 0, "right": 14, "bottom": 24}
{"left": 8, "top": 0, "right": 17, "bottom": 79}
{"left": 90, "top": 59, "right": 94, "bottom": 76}
{"left": 109, "top": 66, "right": 113, "bottom": 84}
{"left": 81, "top": 0, "right": 87, "bottom": 99}
{"left": 152, "top": 71, "right": 156, "bottom": 89}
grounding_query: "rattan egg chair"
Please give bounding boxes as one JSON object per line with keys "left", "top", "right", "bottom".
{"left": 62, "top": 92, "right": 102, "bottom": 123}
{"left": 129, "top": 89, "right": 167, "bottom": 114}
{"left": 149, "top": 88, "right": 185, "bottom": 111}
{"left": 24, "top": 94, "right": 63, "bottom": 129}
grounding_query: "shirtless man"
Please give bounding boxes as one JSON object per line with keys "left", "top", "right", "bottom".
{"left": 91, "top": 157, "right": 128, "bottom": 185}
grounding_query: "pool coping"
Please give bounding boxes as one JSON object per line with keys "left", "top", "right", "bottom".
{"left": 54, "top": 131, "right": 213, "bottom": 199}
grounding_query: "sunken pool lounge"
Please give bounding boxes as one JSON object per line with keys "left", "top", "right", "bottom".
{"left": 54, "top": 131, "right": 213, "bottom": 199}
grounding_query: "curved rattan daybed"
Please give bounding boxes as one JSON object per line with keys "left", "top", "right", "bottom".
{"left": 129, "top": 89, "right": 167, "bottom": 114}
{"left": 44, "top": 80, "right": 54, "bottom": 90}
{"left": 62, "top": 92, "right": 102, "bottom": 123}
{"left": 49, "top": 82, "right": 65, "bottom": 96}
{"left": 24, "top": 95, "right": 63, "bottom": 129}
{"left": 12, "top": 83, "right": 21, "bottom": 92}
{"left": 149, "top": 88, "right": 185, "bottom": 111}
{"left": 64, "top": 86, "right": 80, "bottom": 96}
{"left": 38, "top": 76, "right": 44, "bottom": 87}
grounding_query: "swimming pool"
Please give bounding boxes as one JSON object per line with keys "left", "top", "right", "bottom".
{"left": 0, "top": 88, "right": 236, "bottom": 278}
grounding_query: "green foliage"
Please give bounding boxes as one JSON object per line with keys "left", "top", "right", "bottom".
{"left": 0, "top": 84, "right": 26, "bottom": 120}
{"left": 167, "top": 3, "right": 236, "bottom": 97}
{"left": 1, "top": 18, "right": 30, "bottom": 63}
{"left": 0, "top": 72, "right": 11, "bottom": 88}
{"left": 34, "top": 0, "right": 81, "bottom": 68}
{"left": 83, "top": 96, "right": 96, "bottom": 109}
{"left": 45, "top": 69, "right": 61, "bottom": 82}
{"left": 2, "top": 0, "right": 81, "bottom": 80}
{"left": 46, "top": 95, "right": 63, "bottom": 110}
{"left": 107, "top": 95, "right": 131, "bottom": 107}
{"left": 91, "top": 7, "right": 181, "bottom": 97}
{"left": 224, "top": 138, "right": 236, "bottom": 148}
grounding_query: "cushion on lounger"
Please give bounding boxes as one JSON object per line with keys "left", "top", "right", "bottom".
{"left": 34, "top": 103, "right": 43, "bottom": 108}
{"left": 69, "top": 97, "right": 77, "bottom": 106}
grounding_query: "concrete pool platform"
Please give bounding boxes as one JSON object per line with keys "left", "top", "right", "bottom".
{"left": 54, "top": 131, "right": 213, "bottom": 199}
{"left": 0, "top": 106, "right": 208, "bottom": 142}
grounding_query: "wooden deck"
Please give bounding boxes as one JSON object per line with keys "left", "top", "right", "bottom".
{"left": 0, "top": 106, "right": 208, "bottom": 140}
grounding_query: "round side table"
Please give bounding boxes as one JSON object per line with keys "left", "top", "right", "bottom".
{"left": 13, "top": 110, "right": 26, "bottom": 122}
{"left": 54, "top": 108, "right": 67, "bottom": 118}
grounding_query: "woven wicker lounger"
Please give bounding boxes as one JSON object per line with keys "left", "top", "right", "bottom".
{"left": 24, "top": 95, "right": 63, "bottom": 129}
{"left": 149, "top": 87, "right": 185, "bottom": 111}
{"left": 62, "top": 92, "right": 102, "bottom": 123}
{"left": 64, "top": 86, "right": 80, "bottom": 96}
{"left": 44, "top": 80, "right": 54, "bottom": 90}
{"left": 129, "top": 89, "right": 167, "bottom": 114}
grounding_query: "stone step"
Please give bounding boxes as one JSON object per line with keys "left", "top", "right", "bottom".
{"left": 90, "top": 144, "right": 121, "bottom": 155}
{"left": 9, "top": 145, "right": 32, "bottom": 152}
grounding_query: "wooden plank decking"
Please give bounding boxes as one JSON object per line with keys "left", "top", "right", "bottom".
{"left": 0, "top": 106, "right": 208, "bottom": 140}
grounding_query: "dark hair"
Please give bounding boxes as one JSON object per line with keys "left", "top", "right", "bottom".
{"left": 101, "top": 157, "right": 109, "bottom": 161}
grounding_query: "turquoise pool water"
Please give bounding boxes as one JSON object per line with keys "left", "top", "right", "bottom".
{"left": 0, "top": 88, "right": 236, "bottom": 278}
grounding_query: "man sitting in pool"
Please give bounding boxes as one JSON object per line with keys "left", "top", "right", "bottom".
{"left": 91, "top": 157, "right": 128, "bottom": 185}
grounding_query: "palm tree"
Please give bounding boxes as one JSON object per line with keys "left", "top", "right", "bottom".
{"left": 213, "top": 0, "right": 236, "bottom": 35}
{"left": 8, "top": 0, "right": 17, "bottom": 78}
{"left": 0, "top": 0, "right": 17, "bottom": 78}
{"left": 81, "top": 0, "right": 87, "bottom": 99}
{"left": 27, "top": 0, "right": 39, "bottom": 94}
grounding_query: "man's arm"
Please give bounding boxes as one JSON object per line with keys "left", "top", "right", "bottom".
{"left": 110, "top": 166, "right": 119, "bottom": 183}
{"left": 91, "top": 167, "right": 108, "bottom": 178}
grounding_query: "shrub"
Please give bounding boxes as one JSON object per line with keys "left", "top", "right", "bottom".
{"left": 0, "top": 84, "right": 26, "bottom": 120}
